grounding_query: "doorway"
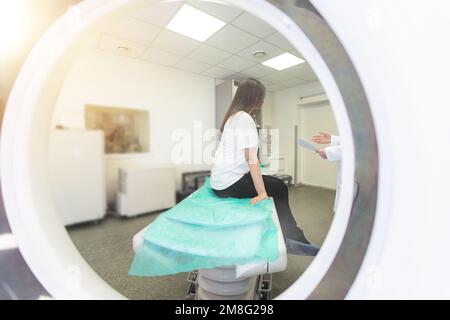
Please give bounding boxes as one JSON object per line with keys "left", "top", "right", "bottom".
{"left": 296, "top": 100, "right": 338, "bottom": 189}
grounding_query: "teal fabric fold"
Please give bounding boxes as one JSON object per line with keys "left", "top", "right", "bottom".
{"left": 128, "top": 178, "right": 279, "bottom": 277}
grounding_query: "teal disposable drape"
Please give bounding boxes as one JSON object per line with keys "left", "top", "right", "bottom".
{"left": 128, "top": 178, "right": 279, "bottom": 277}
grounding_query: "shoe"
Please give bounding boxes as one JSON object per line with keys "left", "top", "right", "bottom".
{"left": 285, "top": 238, "right": 320, "bottom": 256}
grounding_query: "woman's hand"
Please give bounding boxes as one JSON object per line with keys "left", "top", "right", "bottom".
{"left": 246, "top": 148, "right": 269, "bottom": 203}
{"left": 251, "top": 192, "right": 269, "bottom": 205}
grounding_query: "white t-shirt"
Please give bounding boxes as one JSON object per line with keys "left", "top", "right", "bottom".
{"left": 211, "top": 111, "right": 259, "bottom": 190}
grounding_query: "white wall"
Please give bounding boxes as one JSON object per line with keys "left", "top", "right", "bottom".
{"left": 261, "top": 91, "right": 273, "bottom": 128}
{"left": 271, "top": 81, "right": 338, "bottom": 188}
{"left": 52, "top": 48, "right": 215, "bottom": 203}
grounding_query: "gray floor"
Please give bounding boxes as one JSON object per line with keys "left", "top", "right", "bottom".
{"left": 67, "top": 185, "right": 335, "bottom": 300}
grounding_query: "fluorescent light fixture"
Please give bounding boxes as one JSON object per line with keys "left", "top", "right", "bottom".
{"left": 0, "top": 233, "right": 17, "bottom": 251}
{"left": 262, "top": 52, "right": 305, "bottom": 71}
{"left": 166, "top": 4, "right": 226, "bottom": 42}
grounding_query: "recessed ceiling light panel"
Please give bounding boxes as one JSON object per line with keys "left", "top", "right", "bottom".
{"left": 262, "top": 52, "right": 305, "bottom": 71}
{"left": 166, "top": 4, "right": 226, "bottom": 42}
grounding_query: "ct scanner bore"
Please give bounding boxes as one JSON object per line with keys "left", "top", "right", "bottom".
{"left": 1, "top": 0, "right": 378, "bottom": 299}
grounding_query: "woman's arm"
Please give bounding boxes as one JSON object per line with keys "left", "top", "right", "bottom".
{"left": 245, "top": 148, "right": 268, "bottom": 204}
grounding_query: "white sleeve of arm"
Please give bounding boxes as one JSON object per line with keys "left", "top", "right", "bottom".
{"left": 325, "top": 146, "right": 342, "bottom": 162}
{"left": 235, "top": 113, "right": 259, "bottom": 150}
{"left": 331, "top": 135, "right": 341, "bottom": 146}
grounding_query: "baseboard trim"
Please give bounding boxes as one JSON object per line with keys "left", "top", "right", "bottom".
{"left": 292, "top": 183, "right": 336, "bottom": 191}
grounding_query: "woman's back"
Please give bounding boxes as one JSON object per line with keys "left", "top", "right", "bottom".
{"left": 211, "top": 111, "right": 259, "bottom": 190}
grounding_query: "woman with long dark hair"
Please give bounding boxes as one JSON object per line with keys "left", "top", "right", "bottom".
{"left": 211, "top": 78, "right": 319, "bottom": 256}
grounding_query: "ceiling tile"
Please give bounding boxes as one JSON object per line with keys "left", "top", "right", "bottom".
{"left": 130, "top": 1, "right": 183, "bottom": 28}
{"left": 265, "top": 32, "right": 295, "bottom": 51}
{"left": 187, "top": 0, "right": 243, "bottom": 22}
{"left": 231, "top": 12, "right": 276, "bottom": 38}
{"left": 227, "top": 73, "right": 252, "bottom": 82}
{"left": 279, "top": 77, "right": 309, "bottom": 88}
{"left": 218, "top": 55, "right": 257, "bottom": 72}
{"left": 285, "top": 62, "right": 314, "bottom": 78}
{"left": 202, "top": 66, "right": 235, "bottom": 79}
{"left": 175, "top": 58, "right": 211, "bottom": 74}
{"left": 237, "top": 70, "right": 254, "bottom": 79}
{"left": 141, "top": 48, "right": 183, "bottom": 66}
{"left": 300, "top": 72, "right": 319, "bottom": 82}
{"left": 109, "top": 17, "right": 161, "bottom": 46}
{"left": 152, "top": 30, "right": 201, "bottom": 56}
{"left": 261, "top": 71, "right": 295, "bottom": 84}
{"left": 290, "top": 49, "right": 305, "bottom": 60}
{"left": 258, "top": 79, "right": 274, "bottom": 91}
{"left": 98, "top": 33, "right": 147, "bottom": 58}
{"left": 267, "top": 84, "right": 288, "bottom": 92}
{"left": 237, "top": 40, "right": 284, "bottom": 63}
{"left": 188, "top": 45, "right": 232, "bottom": 65}
{"left": 206, "top": 25, "right": 259, "bottom": 53}
{"left": 241, "top": 64, "right": 274, "bottom": 79}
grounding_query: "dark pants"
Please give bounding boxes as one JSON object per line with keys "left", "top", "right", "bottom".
{"left": 213, "top": 173, "right": 310, "bottom": 244}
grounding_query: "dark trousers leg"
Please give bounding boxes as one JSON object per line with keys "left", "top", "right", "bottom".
{"left": 262, "top": 175, "right": 310, "bottom": 243}
{"left": 213, "top": 173, "right": 309, "bottom": 244}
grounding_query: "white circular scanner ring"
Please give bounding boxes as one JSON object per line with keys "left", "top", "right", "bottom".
{"left": 1, "top": 0, "right": 378, "bottom": 299}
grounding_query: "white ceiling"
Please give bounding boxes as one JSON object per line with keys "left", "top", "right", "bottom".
{"left": 95, "top": 0, "right": 318, "bottom": 92}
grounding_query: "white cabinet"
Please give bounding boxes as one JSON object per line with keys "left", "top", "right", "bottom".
{"left": 116, "top": 166, "right": 176, "bottom": 217}
{"left": 49, "top": 129, "right": 107, "bottom": 226}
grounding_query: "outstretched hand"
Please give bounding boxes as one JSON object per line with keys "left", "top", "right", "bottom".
{"left": 312, "top": 132, "right": 331, "bottom": 144}
{"left": 251, "top": 192, "right": 269, "bottom": 205}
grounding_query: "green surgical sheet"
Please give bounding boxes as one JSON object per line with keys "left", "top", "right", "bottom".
{"left": 128, "top": 178, "right": 279, "bottom": 277}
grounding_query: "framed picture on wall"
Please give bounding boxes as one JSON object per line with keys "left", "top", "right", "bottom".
{"left": 85, "top": 105, "right": 149, "bottom": 154}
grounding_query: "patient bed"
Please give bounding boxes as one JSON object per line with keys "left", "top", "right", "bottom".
{"left": 132, "top": 205, "right": 287, "bottom": 300}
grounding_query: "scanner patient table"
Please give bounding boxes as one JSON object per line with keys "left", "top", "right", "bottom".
{"left": 132, "top": 205, "right": 287, "bottom": 300}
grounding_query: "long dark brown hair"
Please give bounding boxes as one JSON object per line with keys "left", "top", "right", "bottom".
{"left": 219, "top": 78, "right": 266, "bottom": 132}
